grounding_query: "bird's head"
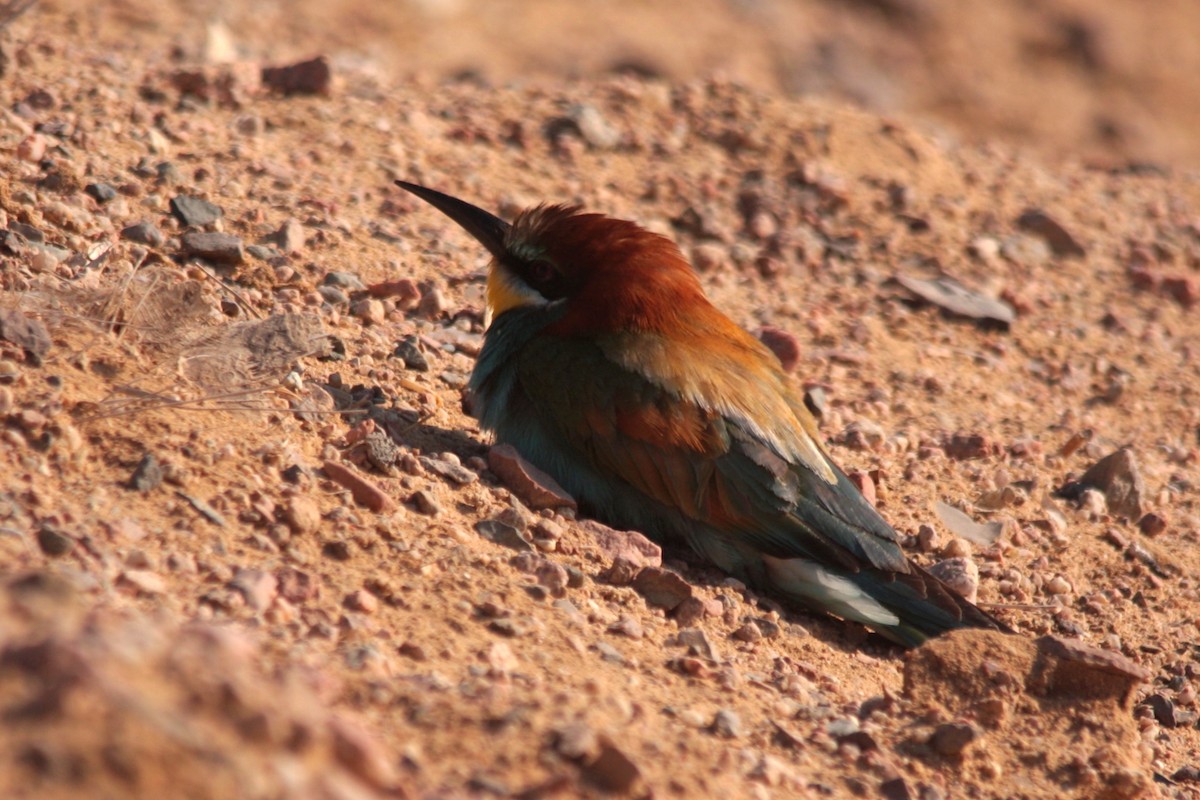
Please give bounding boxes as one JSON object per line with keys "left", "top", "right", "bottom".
{"left": 397, "top": 181, "right": 708, "bottom": 335}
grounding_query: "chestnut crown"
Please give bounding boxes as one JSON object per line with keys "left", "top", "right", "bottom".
{"left": 397, "top": 181, "right": 707, "bottom": 332}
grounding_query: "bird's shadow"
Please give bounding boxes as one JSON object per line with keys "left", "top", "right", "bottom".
{"left": 359, "top": 399, "right": 908, "bottom": 660}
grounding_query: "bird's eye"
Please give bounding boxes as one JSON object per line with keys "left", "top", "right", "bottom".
{"left": 526, "top": 258, "right": 557, "bottom": 285}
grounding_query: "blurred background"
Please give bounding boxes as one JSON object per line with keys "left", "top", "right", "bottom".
{"left": 93, "top": 0, "right": 1200, "bottom": 168}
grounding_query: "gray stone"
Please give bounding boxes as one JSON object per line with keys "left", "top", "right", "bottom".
{"left": 170, "top": 194, "right": 223, "bottom": 227}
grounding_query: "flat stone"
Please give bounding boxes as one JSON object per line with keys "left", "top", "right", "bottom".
{"left": 1030, "top": 635, "right": 1150, "bottom": 706}
{"left": 633, "top": 566, "right": 693, "bottom": 611}
{"left": 170, "top": 194, "right": 223, "bottom": 227}
{"left": 475, "top": 519, "right": 533, "bottom": 552}
{"left": 181, "top": 231, "right": 244, "bottom": 264}
{"left": 580, "top": 520, "right": 662, "bottom": 567}
{"left": 119, "top": 569, "right": 167, "bottom": 595}
{"left": 935, "top": 501, "right": 1002, "bottom": 546}
{"left": 322, "top": 460, "right": 396, "bottom": 512}
{"left": 120, "top": 221, "right": 164, "bottom": 247}
{"left": 896, "top": 274, "right": 1015, "bottom": 328}
{"left": 1143, "top": 693, "right": 1178, "bottom": 728}
{"left": 487, "top": 444, "right": 577, "bottom": 511}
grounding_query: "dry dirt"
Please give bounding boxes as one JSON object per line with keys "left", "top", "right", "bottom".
{"left": 2, "top": 1, "right": 1200, "bottom": 799}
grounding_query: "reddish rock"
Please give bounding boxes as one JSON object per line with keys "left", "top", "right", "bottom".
{"left": 271, "top": 218, "right": 306, "bottom": 254}
{"left": 487, "top": 444, "right": 577, "bottom": 511}
{"left": 847, "top": 470, "right": 876, "bottom": 505}
{"left": 261, "top": 56, "right": 332, "bottom": 96}
{"left": 1031, "top": 636, "right": 1150, "bottom": 706}
{"left": 277, "top": 567, "right": 320, "bottom": 603}
{"left": 1163, "top": 275, "right": 1199, "bottom": 308}
{"left": 1137, "top": 512, "right": 1167, "bottom": 536}
{"left": 322, "top": 460, "right": 396, "bottom": 512}
{"left": 928, "top": 557, "right": 979, "bottom": 603}
{"left": 119, "top": 569, "right": 167, "bottom": 595}
{"left": 671, "top": 596, "right": 713, "bottom": 626}
{"left": 632, "top": 567, "right": 693, "bottom": 611}
{"left": 367, "top": 278, "right": 421, "bottom": 309}
{"left": 344, "top": 589, "right": 378, "bottom": 614}
{"left": 534, "top": 559, "right": 570, "bottom": 597}
{"left": 943, "top": 433, "right": 999, "bottom": 460}
{"left": 328, "top": 715, "right": 400, "bottom": 790}
{"left": 757, "top": 325, "right": 801, "bottom": 372}
{"left": 230, "top": 568, "right": 278, "bottom": 611}
{"left": 1128, "top": 266, "right": 1160, "bottom": 291}
{"left": 580, "top": 520, "right": 662, "bottom": 567}
{"left": 930, "top": 721, "right": 980, "bottom": 756}
{"left": 999, "top": 287, "right": 1033, "bottom": 315}
{"left": 600, "top": 556, "right": 642, "bottom": 586}
{"left": 581, "top": 737, "right": 643, "bottom": 794}
{"left": 283, "top": 496, "right": 321, "bottom": 534}
{"left": 17, "top": 133, "right": 47, "bottom": 162}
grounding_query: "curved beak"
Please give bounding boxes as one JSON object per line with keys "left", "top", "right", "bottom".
{"left": 395, "top": 181, "right": 511, "bottom": 261}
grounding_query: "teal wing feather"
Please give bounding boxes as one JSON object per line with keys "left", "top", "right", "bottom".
{"left": 505, "top": 333, "right": 1006, "bottom": 644}
{"left": 514, "top": 338, "right": 892, "bottom": 567}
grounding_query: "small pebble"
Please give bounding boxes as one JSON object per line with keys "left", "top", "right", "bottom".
{"left": 120, "top": 221, "right": 165, "bottom": 247}
{"left": 930, "top": 722, "right": 980, "bottom": 756}
{"left": 608, "top": 616, "right": 644, "bottom": 639}
{"left": 732, "top": 622, "right": 763, "bottom": 643}
{"left": 350, "top": 298, "right": 386, "bottom": 326}
{"left": 711, "top": 708, "right": 743, "bottom": 738}
{"left": 324, "top": 271, "right": 366, "bottom": 290}
{"left": 36, "top": 526, "right": 74, "bottom": 556}
{"left": 284, "top": 496, "right": 321, "bottom": 534}
{"left": 128, "top": 453, "right": 163, "bottom": 492}
{"left": 1044, "top": 575, "right": 1072, "bottom": 595}
{"left": 410, "top": 489, "right": 441, "bottom": 516}
{"left": 85, "top": 182, "right": 117, "bottom": 203}
{"left": 345, "top": 589, "right": 378, "bottom": 614}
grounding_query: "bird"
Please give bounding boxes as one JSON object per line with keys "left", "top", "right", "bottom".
{"left": 396, "top": 180, "right": 1010, "bottom": 646}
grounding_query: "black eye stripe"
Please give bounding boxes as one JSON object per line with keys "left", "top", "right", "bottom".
{"left": 507, "top": 256, "right": 568, "bottom": 300}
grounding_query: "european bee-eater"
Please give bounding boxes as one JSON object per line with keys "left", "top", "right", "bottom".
{"left": 397, "top": 180, "right": 1009, "bottom": 646}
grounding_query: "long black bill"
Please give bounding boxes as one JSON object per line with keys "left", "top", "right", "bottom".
{"left": 395, "top": 181, "right": 511, "bottom": 261}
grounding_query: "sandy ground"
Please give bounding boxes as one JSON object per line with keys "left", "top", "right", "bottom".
{"left": 1, "top": 1, "right": 1199, "bottom": 798}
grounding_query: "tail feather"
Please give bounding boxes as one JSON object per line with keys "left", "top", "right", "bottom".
{"left": 762, "top": 554, "right": 1011, "bottom": 647}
